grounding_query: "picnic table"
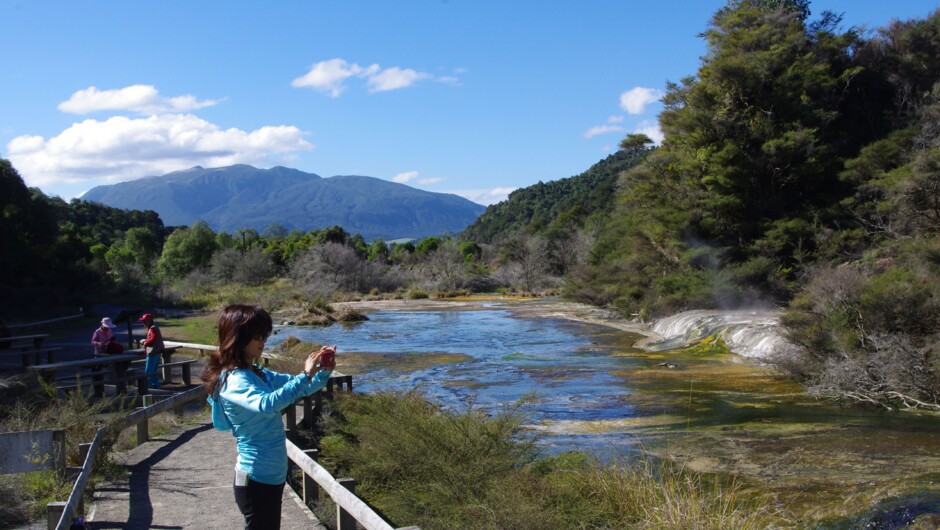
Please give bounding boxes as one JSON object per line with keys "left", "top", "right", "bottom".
{"left": 0, "top": 334, "right": 56, "bottom": 368}
{"left": 0, "top": 346, "right": 61, "bottom": 368}
{"left": 27, "top": 352, "right": 148, "bottom": 396}
{"left": 95, "top": 346, "right": 194, "bottom": 385}
{"left": 0, "top": 333, "right": 49, "bottom": 350}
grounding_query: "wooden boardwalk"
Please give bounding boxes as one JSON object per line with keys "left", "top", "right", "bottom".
{"left": 87, "top": 418, "right": 326, "bottom": 529}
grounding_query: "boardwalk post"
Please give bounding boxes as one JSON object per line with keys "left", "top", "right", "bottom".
{"left": 284, "top": 402, "right": 297, "bottom": 436}
{"left": 53, "top": 429, "right": 66, "bottom": 477}
{"left": 302, "top": 395, "right": 312, "bottom": 429}
{"left": 337, "top": 477, "right": 356, "bottom": 530}
{"left": 314, "top": 390, "right": 322, "bottom": 418}
{"left": 76, "top": 442, "right": 92, "bottom": 514}
{"left": 303, "top": 449, "right": 319, "bottom": 505}
{"left": 46, "top": 501, "right": 65, "bottom": 530}
{"left": 137, "top": 394, "right": 153, "bottom": 445}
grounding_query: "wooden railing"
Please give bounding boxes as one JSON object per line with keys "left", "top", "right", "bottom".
{"left": 287, "top": 441, "right": 420, "bottom": 530}
{"left": 46, "top": 428, "right": 104, "bottom": 530}
{"left": 8, "top": 312, "right": 84, "bottom": 330}
{"left": 162, "top": 340, "right": 216, "bottom": 356}
{"left": 45, "top": 385, "right": 207, "bottom": 530}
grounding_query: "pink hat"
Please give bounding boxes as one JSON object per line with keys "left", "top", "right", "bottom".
{"left": 138, "top": 313, "right": 154, "bottom": 322}
{"left": 101, "top": 317, "right": 117, "bottom": 329}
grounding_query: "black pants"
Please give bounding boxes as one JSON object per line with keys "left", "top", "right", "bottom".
{"left": 233, "top": 478, "right": 285, "bottom": 530}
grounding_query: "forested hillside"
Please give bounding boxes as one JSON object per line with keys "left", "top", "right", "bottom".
{"left": 0, "top": 159, "right": 169, "bottom": 315}
{"left": 462, "top": 147, "right": 649, "bottom": 244}
{"left": 564, "top": 1, "right": 940, "bottom": 410}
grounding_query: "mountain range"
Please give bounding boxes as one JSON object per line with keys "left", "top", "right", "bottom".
{"left": 81, "top": 165, "right": 486, "bottom": 240}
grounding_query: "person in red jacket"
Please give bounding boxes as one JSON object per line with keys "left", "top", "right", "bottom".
{"left": 139, "top": 313, "right": 165, "bottom": 389}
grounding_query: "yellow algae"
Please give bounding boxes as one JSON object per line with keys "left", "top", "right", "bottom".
{"left": 539, "top": 415, "right": 689, "bottom": 435}
{"left": 443, "top": 379, "right": 490, "bottom": 390}
{"left": 333, "top": 350, "right": 472, "bottom": 374}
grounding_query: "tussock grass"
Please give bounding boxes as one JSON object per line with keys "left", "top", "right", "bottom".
{"left": 266, "top": 337, "right": 323, "bottom": 374}
{"left": 318, "top": 391, "right": 784, "bottom": 530}
{"left": 0, "top": 374, "right": 126, "bottom": 525}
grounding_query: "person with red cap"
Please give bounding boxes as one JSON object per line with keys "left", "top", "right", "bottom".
{"left": 139, "top": 313, "right": 165, "bottom": 388}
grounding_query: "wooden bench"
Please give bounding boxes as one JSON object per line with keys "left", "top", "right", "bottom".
{"left": 55, "top": 370, "right": 148, "bottom": 398}
{"left": 129, "top": 358, "right": 199, "bottom": 385}
{"left": 100, "top": 346, "right": 186, "bottom": 384}
{"left": 28, "top": 353, "right": 148, "bottom": 397}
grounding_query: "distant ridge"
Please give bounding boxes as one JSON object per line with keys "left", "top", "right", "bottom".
{"left": 462, "top": 150, "right": 647, "bottom": 243}
{"left": 81, "top": 165, "right": 485, "bottom": 240}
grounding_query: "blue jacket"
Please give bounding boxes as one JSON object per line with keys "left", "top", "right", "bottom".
{"left": 208, "top": 365, "right": 332, "bottom": 485}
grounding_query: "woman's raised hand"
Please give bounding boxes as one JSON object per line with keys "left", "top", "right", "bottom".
{"left": 305, "top": 345, "right": 337, "bottom": 374}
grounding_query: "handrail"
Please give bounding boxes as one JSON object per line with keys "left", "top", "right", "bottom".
{"left": 49, "top": 428, "right": 105, "bottom": 530}
{"left": 162, "top": 340, "right": 215, "bottom": 354}
{"left": 286, "top": 440, "right": 419, "bottom": 530}
{"left": 120, "top": 386, "right": 208, "bottom": 430}
{"left": 8, "top": 312, "right": 83, "bottom": 330}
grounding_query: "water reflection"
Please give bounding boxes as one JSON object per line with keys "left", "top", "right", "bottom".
{"left": 270, "top": 308, "right": 642, "bottom": 454}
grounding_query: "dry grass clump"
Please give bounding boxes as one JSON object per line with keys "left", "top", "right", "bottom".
{"left": 291, "top": 300, "right": 368, "bottom": 326}
{"left": 0, "top": 374, "right": 125, "bottom": 525}
{"left": 318, "top": 391, "right": 785, "bottom": 530}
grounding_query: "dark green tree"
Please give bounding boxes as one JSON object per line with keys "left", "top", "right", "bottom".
{"left": 157, "top": 221, "right": 220, "bottom": 279}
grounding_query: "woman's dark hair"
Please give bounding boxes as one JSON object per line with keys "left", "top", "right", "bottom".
{"left": 203, "top": 304, "right": 273, "bottom": 393}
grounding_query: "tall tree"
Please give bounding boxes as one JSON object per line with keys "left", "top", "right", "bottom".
{"left": 577, "top": 1, "right": 876, "bottom": 315}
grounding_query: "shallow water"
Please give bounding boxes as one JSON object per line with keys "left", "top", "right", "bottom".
{"left": 271, "top": 306, "right": 644, "bottom": 454}
{"left": 270, "top": 300, "right": 940, "bottom": 526}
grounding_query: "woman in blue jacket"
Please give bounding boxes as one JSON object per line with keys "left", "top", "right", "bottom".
{"left": 204, "top": 304, "right": 335, "bottom": 529}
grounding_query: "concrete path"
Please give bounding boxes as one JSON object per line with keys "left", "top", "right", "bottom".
{"left": 87, "top": 418, "right": 326, "bottom": 530}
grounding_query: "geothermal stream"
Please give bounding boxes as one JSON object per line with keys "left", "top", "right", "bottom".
{"left": 649, "top": 309, "right": 792, "bottom": 359}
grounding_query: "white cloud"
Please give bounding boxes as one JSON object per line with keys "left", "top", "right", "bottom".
{"left": 367, "top": 67, "right": 430, "bottom": 93}
{"left": 293, "top": 58, "right": 453, "bottom": 96}
{"left": 583, "top": 124, "right": 624, "bottom": 139}
{"left": 607, "top": 115, "right": 624, "bottom": 123}
{"left": 619, "top": 87, "right": 664, "bottom": 115}
{"left": 58, "top": 85, "right": 219, "bottom": 114}
{"left": 391, "top": 171, "right": 444, "bottom": 186}
{"left": 7, "top": 114, "right": 314, "bottom": 188}
{"left": 450, "top": 187, "right": 517, "bottom": 206}
{"left": 291, "top": 58, "right": 379, "bottom": 97}
{"left": 392, "top": 170, "right": 418, "bottom": 183}
{"left": 635, "top": 120, "right": 664, "bottom": 144}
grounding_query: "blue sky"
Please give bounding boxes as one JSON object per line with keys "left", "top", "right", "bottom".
{"left": 2, "top": 1, "right": 937, "bottom": 205}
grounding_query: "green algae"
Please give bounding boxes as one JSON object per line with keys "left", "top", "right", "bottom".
{"left": 538, "top": 332, "right": 940, "bottom": 527}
